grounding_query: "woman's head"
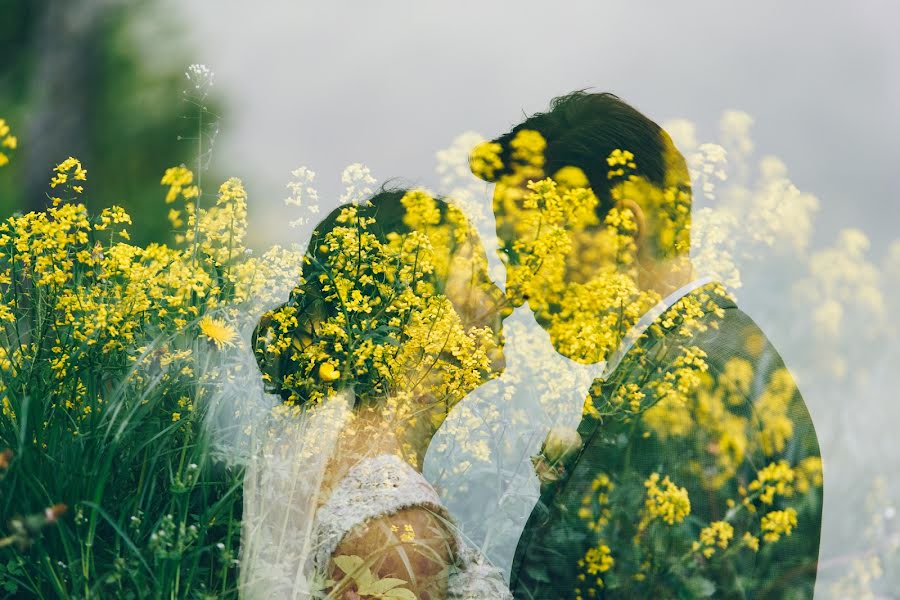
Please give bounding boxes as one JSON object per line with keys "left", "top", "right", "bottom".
{"left": 253, "top": 188, "right": 505, "bottom": 431}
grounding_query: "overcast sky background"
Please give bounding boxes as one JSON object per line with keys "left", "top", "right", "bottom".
{"left": 170, "top": 0, "right": 899, "bottom": 256}
{"left": 165, "top": 3, "right": 899, "bottom": 594}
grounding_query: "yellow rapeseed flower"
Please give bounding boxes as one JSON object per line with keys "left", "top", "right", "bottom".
{"left": 469, "top": 140, "right": 503, "bottom": 181}
{"left": 0, "top": 118, "right": 15, "bottom": 168}
{"left": 161, "top": 165, "right": 198, "bottom": 204}
{"left": 643, "top": 472, "right": 691, "bottom": 526}
{"left": 51, "top": 157, "right": 87, "bottom": 189}
{"left": 742, "top": 531, "right": 760, "bottom": 552}
{"left": 760, "top": 508, "right": 798, "bottom": 542}
{"left": 693, "top": 520, "right": 734, "bottom": 558}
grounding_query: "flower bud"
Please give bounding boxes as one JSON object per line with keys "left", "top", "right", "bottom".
{"left": 318, "top": 362, "right": 340, "bottom": 382}
{"left": 541, "top": 426, "right": 582, "bottom": 465}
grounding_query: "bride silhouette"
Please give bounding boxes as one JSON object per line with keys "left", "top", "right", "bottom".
{"left": 240, "top": 188, "right": 511, "bottom": 599}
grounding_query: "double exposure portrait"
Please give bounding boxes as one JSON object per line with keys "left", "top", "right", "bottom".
{"left": 0, "top": 2, "right": 896, "bottom": 599}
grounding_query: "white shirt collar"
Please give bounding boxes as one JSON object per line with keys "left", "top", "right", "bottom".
{"left": 599, "top": 276, "right": 714, "bottom": 380}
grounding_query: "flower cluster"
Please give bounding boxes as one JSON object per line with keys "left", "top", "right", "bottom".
{"left": 0, "top": 119, "right": 16, "bottom": 168}
{"left": 0, "top": 126, "right": 312, "bottom": 595}
{"left": 693, "top": 520, "right": 735, "bottom": 558}
{"left": 642, "top": 472, "right": 691, "bottom": 527}
{"left": 253, "top": 190, "right": 501, "bottom": 429}
{"left": 575, "top": 543, "right": 614, "bottom": 598}
{"left": 49, "top": 156, "right": 87, "bottom": 204}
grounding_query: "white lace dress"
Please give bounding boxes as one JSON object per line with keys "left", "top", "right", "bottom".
{"left": 312, "top": 454, "right": 512, "bottom": 599}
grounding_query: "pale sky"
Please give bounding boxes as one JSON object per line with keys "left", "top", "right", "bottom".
{"left": 170, "top": 0, "right": 899, "bottom": 256}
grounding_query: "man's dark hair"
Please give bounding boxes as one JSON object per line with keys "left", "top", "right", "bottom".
{"left": 481, "top": 91, "right": 680, "bottom": 217}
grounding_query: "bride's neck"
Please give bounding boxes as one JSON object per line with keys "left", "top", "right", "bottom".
{"left": 324, "top": 403, "right": 432, "bottom": 489}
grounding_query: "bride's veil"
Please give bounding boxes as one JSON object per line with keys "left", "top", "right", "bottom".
{"left": 238, "top": 389, "right": 354, "bottom": 599}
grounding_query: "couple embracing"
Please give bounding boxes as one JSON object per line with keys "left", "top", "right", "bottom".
{"left": 240, "top": 92, "right": 823, "bottom": 599}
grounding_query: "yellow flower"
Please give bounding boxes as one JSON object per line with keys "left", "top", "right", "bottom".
{"left": 748, "top": 460, "right": 795, "bottom": 505}
{"left": 51, "top": 157, "right": 87, "bottom": 190}
{"left": 694, "top": 520, "right": 734, "bottom": 558}
{"left": 400, "top": 523, "right": 415, "bottom": 542}
{"left": 469, "top": 140, "right": 504, "bottom": 181}
{"left": 760, "top": 508, "right": 798, "bottom": 542}
{"left": 167, "top": 208, "right": 183, "bottom": 229}
{"left": 198, "top": 316, "right": 238, "bottom": 350}
{"left": 172, "top": 412, "right": 181, "bottom": 422}
{"left": 742, "top": 531, "right": 760, "bottom": 552}
{"left": 643, "top": 473, "right": 691, "bottom": 526}
{"left": 318, "top": 362, "right": 341, "bottom": 382}
{"left": 0, "top": 118, "right": 16, "bottom": 168}
{"left": 583, "top": 544, "right": 614, "bottom": 575}
{"left": 552, "top": 165, "right": 589, "bottom": 189}
{"left": 795, "top": 456, "right": 824, "bottom": 493}
{"left": 161, "top": 165, "right": 196, "bottom": 203}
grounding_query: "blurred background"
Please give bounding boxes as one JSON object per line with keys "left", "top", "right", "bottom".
{"left": 2, "top": 1, "right": 898, "bottom": 597}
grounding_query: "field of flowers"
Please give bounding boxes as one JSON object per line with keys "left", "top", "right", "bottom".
{"left": 0, "top": 87, "right": 897, "bottom": 598}
{"left": 0, "top": 113, "right": 309, "bottom": 597}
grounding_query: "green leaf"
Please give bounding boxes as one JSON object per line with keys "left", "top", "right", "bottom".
{"left": 683, "top": 576, "right": 716, "bottom": 598}
{"left": 332, "top": 554, "right": 365, "bottom": 576}
{"left": 365, "top": 577, "right": 409, "bottom": 595}
{"left": 355, "top": 567, "right": 377, "bottom": 591}
{"left": 384, "top": 588, "right": 417, "bottom": 600}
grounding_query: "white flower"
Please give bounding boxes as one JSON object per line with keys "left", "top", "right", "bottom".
{"left": 285, "top": 165, "right": 321, "bottom": 228}
{"left": 688, "top": 143, "right": 728, "bottom": 201}
{"left": 184, "top": 64, "right": 215, "bottom": 98}
{"left": 339, "top": 163, "right": 376, "bottom": 206}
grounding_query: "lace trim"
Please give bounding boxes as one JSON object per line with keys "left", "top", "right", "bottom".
{"left": 449, "top": 547, "right": 513, "bottom": 599}
{"left": 311, "top": 454, "right": 511, "bottom": 599}
{"left": 311, "top": 454, "right": 460, "bottom": 572}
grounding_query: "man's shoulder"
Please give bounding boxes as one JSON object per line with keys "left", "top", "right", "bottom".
{"left": 650, "top": 282, "right": 782, "bottom": 366}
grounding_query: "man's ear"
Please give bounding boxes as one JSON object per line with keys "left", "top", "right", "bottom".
{"left": 615, "top": 197, "right": 646, "bottom": 243}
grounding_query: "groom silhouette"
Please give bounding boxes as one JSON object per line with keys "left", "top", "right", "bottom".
{"left": 471, "top": 92, "right": 822, "bottom": 599}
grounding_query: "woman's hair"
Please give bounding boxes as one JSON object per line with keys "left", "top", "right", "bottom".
{"left": 252, "top": 187, "right": 493, "bottom": 409}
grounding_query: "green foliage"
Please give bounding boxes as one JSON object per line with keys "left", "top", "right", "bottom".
{"left": 0, "top": 0, "right": 220, "bottom": 245}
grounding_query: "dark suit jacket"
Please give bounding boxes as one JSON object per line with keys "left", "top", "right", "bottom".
{"left": 511, "top": 282, "right": 822, "bottom": 600}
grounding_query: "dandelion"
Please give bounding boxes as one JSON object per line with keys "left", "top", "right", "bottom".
{"left": 198, "top": 315, "right": 237, "bottom": 350}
